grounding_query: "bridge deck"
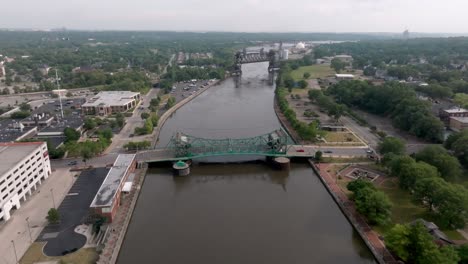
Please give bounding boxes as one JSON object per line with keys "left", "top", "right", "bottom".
{"left": 136, "top": 145, "right": 315, "bottom": 163}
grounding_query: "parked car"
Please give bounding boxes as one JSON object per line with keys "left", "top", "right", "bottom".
{"left": 68, "top": 161, "right": 77, "bottom": 166}
{"left": 324, "top": 150, "right": 333, "bottom": 153}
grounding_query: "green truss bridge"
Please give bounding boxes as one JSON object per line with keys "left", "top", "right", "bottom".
{"left": 136, "top": 129, "right": 314, "bottom": 163}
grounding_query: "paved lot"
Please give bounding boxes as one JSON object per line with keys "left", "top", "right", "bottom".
{"left": 37, "top": 168, "right": 108, "bottom": 256}
{"left": 0, "top": 168, "right": 76, "bottom": 264}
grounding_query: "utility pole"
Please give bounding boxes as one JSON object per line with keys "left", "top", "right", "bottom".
{"left": 55, "top": 69, "right": 64, "bottom": 119}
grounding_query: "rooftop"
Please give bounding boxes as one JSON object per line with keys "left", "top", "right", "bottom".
{"left": 82, "top": 91, "right": 139, "bottom": 108}
{"left": 90, "top": 154, "right": 135, "bottom": 208}
{"left": 444, "top": 107, "right": 468, "bottom": 114}
{"left": 0, "top": 142, "right": 44, "bottom": 177}
{"left": 335, "top": 54, "right": 353, "bottom": 58}
{"left": 450, "top": 116, "right": 468, "bottom": 123}
{"left": 335, "top": 74, "right": 355, "bottom": 78}
{"left": 0, "top": 119, "right": 37, "bottom": 142}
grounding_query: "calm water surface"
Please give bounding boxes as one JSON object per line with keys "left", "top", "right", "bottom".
{"left": 117, "top": 62, "right": 375, "bottom": 263}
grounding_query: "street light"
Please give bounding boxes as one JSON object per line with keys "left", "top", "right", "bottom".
{"left": 11, "top": 240, "right": 18, "bottom": 264}
{"left": 26, "top": 217, "right": 32, "bottom": 242}
{"left": 50, "top": 188, "right": 56, "bottom": 209}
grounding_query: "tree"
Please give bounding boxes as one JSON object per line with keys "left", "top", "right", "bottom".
{"left": 398, "top": 161, "right": 439, "bottom": 190}
{"left": 46, "top": 208, "right": 60, "bottom": 224}
{"left": 141, "top": 112, "right": 150, "bottom": 119}
{"left": 303, "top": 72, "right": 311, "bottom": 79}
{"left": 415, "top": 145, "right": 462, "bottom": 181}
{"left": 19, "top": 102, "right": 31, "bottom": 112}
{"left": 378, "top": 137, "right": 405, "bottom": 155}
{"left": 331, "top": 58, "right": 346, "bottom": 73}
{"left": 99, "top": 128, "right": 113, "bottom": 140}
{"left": 347, "top": 179, "right": 392, "bottom": 225}
{"left": 315, "top": 150, "right": 322, "bottom": 161}
{"left": 115, "top": 113, "right": 125, "bottom": 128}
{"left": 413, "top": 176, "right": 447, "bottom": 211}
{"left": 10, "top": 111, "right": 30, "bottom": 119}
{"left": 298, "top": 79, "right": 308, "bottom": 89}
{"left": 165, "top": 96, "right": 176, "bottom": 109}
{"left": 436, "top": 183, "right": 468, "bottom": 229}
{"left": 64, "top": 127, "right": 80, "bottom": 143}
{"left": 150, "top": 113, "right": 159, "bottom": 127}
{"left": 80, "top": 147, "right": 93, "bottom": 166}
{"left": 66, "top": 91, "right": 73, "bottom": 97}
{"left": 384, "top": 224, "right": 411, "bottom": 261}
{"left": 2, "top": 88, "right": 10, "bottom": 95}
{"left": 308, "top": 89, "right": 322, "bottom": 101}
{"left": 386, "top": 222, "right": 460, "bottom": 264}
{"left": 83, "top": 118, "right": 97, "bottom": 130}
{"left": 457, "top": 244, "right": 468, "bottom": 264}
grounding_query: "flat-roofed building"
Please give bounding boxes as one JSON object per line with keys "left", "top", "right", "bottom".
{"left": 439, "top": 107, "right": 468, "bottom": 125}
{"left": 0, "top": 142, "right": 51, "bottom": 222}
{"left": 335, "top": 74, "right": 355, "bottom": 80}
{"left": 82, "top": 91, "right": 140, "bottom": 116}
{"left": 89, "top": 154, "right": 136, "bottom": 222}
{"left": 334, "top": 54, "right": 353, "bottom": 63}
{"left": 449, "top": 116, "right": 468, "bottom": 132}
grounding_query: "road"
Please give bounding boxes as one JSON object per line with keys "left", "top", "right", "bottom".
{"left": 341, "top": 115, "right": 380, "bottom": 151}
{"left": 289, "top": 144, "right": 370, "bottom": 158}
{"left": 106, "top": 88, "right": 161, "bottom": 154}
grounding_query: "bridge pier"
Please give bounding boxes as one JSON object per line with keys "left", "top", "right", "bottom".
{"left": 267, "top": 156, "right": 290, "bottom": 170}
{"left": 173, "top": 161, "right": 190, "bottom": 176}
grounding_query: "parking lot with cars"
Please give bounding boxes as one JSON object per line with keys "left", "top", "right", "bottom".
{"left": 169, "top": 79, "right": 216, "bottom": 103}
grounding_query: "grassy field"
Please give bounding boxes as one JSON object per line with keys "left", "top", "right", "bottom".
{"left": 324, "top": 132, "right": 362, "bottom": 143}
{"left": 290, "top": 65, "right": 336, "bottom": 80}
{"left": 20, "top": 242, "right": 99, "bottom": 264}
{"left": 375, "top": 179, "right": 465, "bottom": 240}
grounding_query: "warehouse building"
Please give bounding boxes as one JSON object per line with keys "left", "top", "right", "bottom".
{"left": 89, "top": 154, "right": 136, "bottom": 222}
{"left": 0, "top": 142, "right": 51, "bottom": 222}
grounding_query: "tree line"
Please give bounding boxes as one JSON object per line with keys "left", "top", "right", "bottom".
{"left": 327, "top": 80, "right": 444, "bottom": 142}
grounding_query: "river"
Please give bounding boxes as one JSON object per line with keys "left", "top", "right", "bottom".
{"left": 117, "top": 62, "right": 375, "bottom": 263}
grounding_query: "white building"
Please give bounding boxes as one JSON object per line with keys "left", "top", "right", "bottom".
{"left": 335, "top": 74, "right": 355, "bottom": 80}
{"left": 295, "top": 42, "right": 306, "bottom": 49}
{"left": 0, "top": 142, "right": 51, "bottom": 222}
{"left": 82, "top": 91, "right": 141, "bottom": 116}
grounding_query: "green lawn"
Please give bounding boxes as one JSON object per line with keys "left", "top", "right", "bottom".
{"left": 375, "top": 181, "right": 465, "bottom": 240}
{"left": 290, "top": 65, "right": 336, "bottom": 81}
{"left": 21, "top": 242, "right": 98, "bottom": 264}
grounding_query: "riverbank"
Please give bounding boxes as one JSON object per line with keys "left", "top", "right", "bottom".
{"left": 151, "top": 79, "right": 220, "bottom": 147}
{"left": 96, "top": 167, "right": 147, "bottom": 264}
{"left": 272, "top": 96, "right": 396, "bottom": 263}
{"left": 310, "top": 162, "right": 397, "bottom": 264}
{"left": 96, "top": 80, "right": 221, "bottom": 264}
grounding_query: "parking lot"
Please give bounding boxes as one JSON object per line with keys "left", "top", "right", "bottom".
{"left": 170, "top": 79, "right": 216, "bottom": 103}
{"left": 36, "top": 168, "right": 108, "bottom": 256}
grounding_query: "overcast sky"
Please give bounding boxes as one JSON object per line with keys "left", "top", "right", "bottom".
{"left": 1, "top": 0, "right": 467, "bottom": 33}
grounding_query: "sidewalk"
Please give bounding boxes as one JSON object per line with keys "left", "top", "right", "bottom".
{"left": 0, "top": 168, "right": 76, "bottom": 264}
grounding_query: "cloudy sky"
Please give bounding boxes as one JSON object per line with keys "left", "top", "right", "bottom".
{"left": 1, "top": 0, "right": 467, "bottom": 33}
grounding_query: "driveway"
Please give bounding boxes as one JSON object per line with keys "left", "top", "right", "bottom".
{"left": 37, "top": 168, "right": 108, "bottom": 256}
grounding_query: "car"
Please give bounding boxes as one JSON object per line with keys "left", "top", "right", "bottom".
{"left": 366, "top": 149, "right": 374, "bottom": 154}
{"left": 129, "top": 134, "right": 134, "bottom": 137}
{"left": 324, "top": 150, "right": 333, "bottom": 153}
